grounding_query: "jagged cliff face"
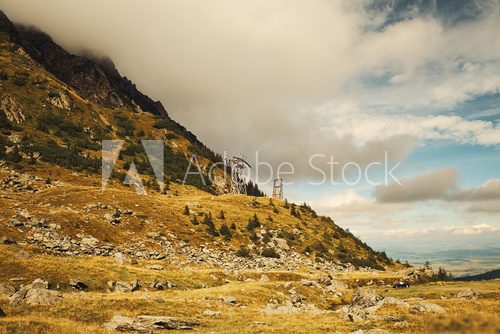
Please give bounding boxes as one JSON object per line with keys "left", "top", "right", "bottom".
{"left": 15, "top": 24, "right": 168, "bottom": 117}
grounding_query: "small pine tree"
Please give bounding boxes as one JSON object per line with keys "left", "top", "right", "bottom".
{"left": 290, "top": 204, "right": 297, "bottom": 217}
{"left": 230, "top": 222, "right": 236, "bottom": 230}
{"left": 183, "top": 205, "right": 190, "bottom": 215}
{"left": 219, "top": 223, "right": 232, "bottom": 241}
{"left": 191, "top": 215, "right": 199, "bottom": 225}
{"left": 217, "top": 210, "right": 225, "bottom": 219}
{"left": 247, "top": 213, "right": 261, "bottom": 231}
{"left": 283, "top": 199, "right": 290, "bottom": 209}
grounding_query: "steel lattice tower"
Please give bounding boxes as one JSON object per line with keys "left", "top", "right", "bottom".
{"left": 272, "top": 178, "right": 283, "bottom": 199}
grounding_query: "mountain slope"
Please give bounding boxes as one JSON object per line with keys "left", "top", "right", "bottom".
{"left": 455, "top": 269, "right": 500, "bottom": 281}
{"left": 0, "top": 9, "right": 396, "bottom": 270}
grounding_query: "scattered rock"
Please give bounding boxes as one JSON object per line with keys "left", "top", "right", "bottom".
{"left": 202, "top": 310, "right": 221, "bottom": 317}
{"left": 103, "top": 315, "right": 199, "bottom": 331}
{"left": 148, "top": 265, "right": 164, "bottom": 271}
{"left": 260, "top": 274, "right": 270, "bottom": 282}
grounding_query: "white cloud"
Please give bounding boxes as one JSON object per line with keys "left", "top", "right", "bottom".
{"left": 385, "top": 223, "right": 500, "bottom": 237}
{"left": 2, "top": 0, "right": 500, "bottom": 180}
{"left": 317, "top": 104, "right": 500, "bottom": 148}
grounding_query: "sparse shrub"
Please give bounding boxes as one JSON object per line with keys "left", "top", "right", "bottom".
{"left": 0, "top": 70, "right": 8, "bottom": 81}
{"left": 283, "top": 199, "right": 290, "bottom": 209}
{"left": 230, "top": 222, "right": 236, "bottom": 230}
{"left": 236, "top": 246, "right": 251, "bottom": 258}
{"left": 114, "top": 114, "right": 135, "bottom": 136}
{"left": 165, "top": 132, "right": 177, "bottom": 140}
{"left": 12, "top": 72, "right": 29, "bottom": 86}
{"left": 183, "top": 205, "right": 190, "bottom": 215}
{"left": 261, "top": 248, "right": 280, "bottom": 259}
{"left": 267, "top": 215, "right": 273, "bottom": 222}
{"left": 217, "top": 210, "right": 225, "bottom": 219}
{"left": 272, "top": 207, "right": 279, "bottom": 214}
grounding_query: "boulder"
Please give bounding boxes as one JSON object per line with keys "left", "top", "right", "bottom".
{"left": 114, "top": 280, "right": 140, "bottom": 293}
{"left": 456, "top": 288, "right": 479, "bottom": 300}
{"left": 9, "top": 278, "right": 62, "bottom": 306}
{"left": 337, "top": 287, "right": 384, "bottom": 322}
{"left": 273, "top": 238, "right": 290, "bottom": 250}
{"left": 24, "top": 288, "right": 62, "bottom": 306}
{"left": 351, "top": 287, "right": 381, "bottom": 308}
{"left": 260, "top": 274, "right": 270, "bottom": 283}
{"left": 103, "top": 315, "right": 199, "bottom": 331}
{"left": 115, "top": 281, "right": 133, "bottom": 293}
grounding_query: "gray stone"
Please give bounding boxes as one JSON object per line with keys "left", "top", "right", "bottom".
{"left": 103, "top": 315, "right": 199, "bottom": 331}
{"left": 221, "top": 296, "right": 238, "bottom": 305}
{"left": 202, "top": 310, "right": 221, "bottom": 317}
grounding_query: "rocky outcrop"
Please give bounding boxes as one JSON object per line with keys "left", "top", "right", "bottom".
{"left": 9, "top": 278, "right": 62, "bottom": 306}
{"left": 1, "top": 95, "right": 25, "bottom": 124}
{"left": 0, "top": 283, "right": 16, "bottom": 297}
{"left": 11, "top": 23, "right": 168, "bottom": 118}
{"left": 103, "top": 315, "right": 199, "bottom": 331}
{"left": 46, "top": 91, "right": 71, "bottom": 110}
